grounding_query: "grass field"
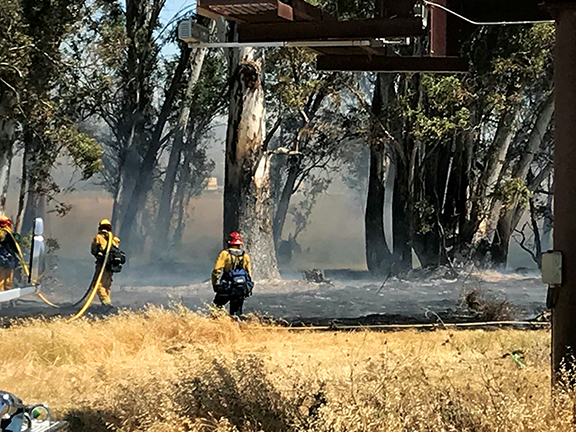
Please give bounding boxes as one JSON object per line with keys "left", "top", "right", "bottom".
{"left": 0, "top": 307, "right": 571, "bottom": 431}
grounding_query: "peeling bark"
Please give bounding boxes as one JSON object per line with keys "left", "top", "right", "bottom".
{"left": 224, "top": 48, "right": 279, "bottom": 281}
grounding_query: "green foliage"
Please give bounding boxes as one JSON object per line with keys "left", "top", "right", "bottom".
{"left": 400, "top": 75, "right": 472, "bottom": 144}
{"left": 497, "top": 177, "right": 532, "bottom": 211}
{"left": 413, "top": 199, "right": 436, "bottom": 235}
{"left": 0, "top": 0, "right": 31, "bottom": 99}
{"left": 185, "top": 50, "right": 228, "bottom": 122}
{"left": 19, "top": 234, "right": 60, "bottom": 254}
{"left": 267, "top": 48, "right": 322, "bottom": 109}
{"left": 45, "top": 237, "right": 60, "bottom": 254}
{"left": 59, "top": 126, "right": 104, "bottom": 180}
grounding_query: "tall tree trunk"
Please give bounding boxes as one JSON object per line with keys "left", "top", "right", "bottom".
{"left": 113, "top": 0, "right": 164, "bottom": 230}
{"left": 112, "top": 145, "right": 140, "bottom": 228}
{"left": 541, "top": 176, "right": 553, "bottom": 252}
{"left": 273, "top": 160, "right": 299, "bottom": 248}
{"left": 118, "top": 45, "right": 192, "bottom": 252}
{"left": 529, "top": 197, "right": 543, "bottom": 269}
{"left": 171, "top": 147, "right": 193, "bottom": 250}
{"left": 15, "top": 143, "right": 28, "bottom": 232}
{"left": 20, "top": 130, "right": 42, "bottom": 235}
{"left": 154, "top": 47, "right": 209, "bottom": 254}
{"left": 392, "top": 164, "right": 411, "bottom": 271}
{"left": 491, "top": 92, "right": 554, "bottom": 267}
{"left": 0, "top": 93, "right": 15, "bottom": 214}
{"left": 470, "top": 102, "right": 521, "bottom": 245}
{"left": 224, "top": 47, "right": 279, "bottom": 281}
{"left": 365, "top": 73, "right": 394, "bottom": 275}
{"left": 365, "top": 144, "right": 393, "bottom": 275}
{"left": 21, "top": 187, "right": 39, "bottom": 235}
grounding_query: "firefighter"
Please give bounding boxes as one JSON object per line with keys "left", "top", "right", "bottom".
{"left": 211, "top": 231, "right": 254, "bottom": 316}
{"left": 0, "top": 216, "right": 18, "bottom": 293}
{"left": 91, "top": 218, "right": 121, "bottom": 308}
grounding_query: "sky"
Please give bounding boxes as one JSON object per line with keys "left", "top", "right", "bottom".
{"left": 159, "top": 0, "right": 196, "bottom": 57}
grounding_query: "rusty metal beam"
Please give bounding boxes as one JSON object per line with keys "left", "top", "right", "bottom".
{"left": 430, "top": 0, "right": 447, "bottom": 56}
{"left": 316, "top": 55, "right": 469, "bottom": 73}
{"left": 238, "top": 17, "right": 425, "bottom": 42}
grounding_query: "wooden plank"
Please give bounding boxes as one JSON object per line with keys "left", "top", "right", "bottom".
{"left": 198, "top": 0, "right": 296, "bottom": 22}
{"left": 238, "top": 17, "right": 425, "bottom": 42}
{"left": 316, "top": 55, "right": 469, "bottom": 73}
{"left": 277, "top": 1, "right": 294, "bottom": 20}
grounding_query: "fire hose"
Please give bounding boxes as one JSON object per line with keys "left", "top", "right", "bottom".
{"left": 9, "top": 230, "right": 114, "bottom": 321}
{"left": 67, "top": 232, "right": 113, "bottom": 322}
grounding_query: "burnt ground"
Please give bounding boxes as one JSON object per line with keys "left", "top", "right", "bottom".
{"left": 0, "top": 267, "right": 549, "bottom": 327}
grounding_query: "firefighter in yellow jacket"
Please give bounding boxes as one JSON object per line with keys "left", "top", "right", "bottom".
{"left": 91, "top": 219, "right": 120, "bottom": 307}
{"left": 211, "top": 231, "right": 254, "bottom": 316}
{"left": 0, "top": 216, "right": 18, "bottom": 292}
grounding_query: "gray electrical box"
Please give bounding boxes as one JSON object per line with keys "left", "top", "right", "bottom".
{"left": 178, "top": 19, "right": 210, "bottom": 44}
{"left": 542, "top": 251, "right": 563, "bottom": 286}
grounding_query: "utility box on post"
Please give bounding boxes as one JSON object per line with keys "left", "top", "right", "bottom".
{"left": 542, "top": 251, "right": 563, "bottom": 286}
{"left": 178, "top": 19, "right": 210, "bottom": 44}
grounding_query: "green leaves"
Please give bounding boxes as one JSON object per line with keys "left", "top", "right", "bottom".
{"left": 401, "top": 75, "right": 472, "bottom": 144}
{"left": 497, "top": 178, "right": 532, "bottom": 211}
{"left": 59, "top": 126, "right": 104, "bottom": 180}
{"left": 267, "top": 47, "right": 321, "bottom": 109}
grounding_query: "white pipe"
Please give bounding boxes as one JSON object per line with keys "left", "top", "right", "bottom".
{"left": 0, "top": 286, "right": 37, "bottom": 303}
{"left": 187, "top": 39, "right": 408, "bottom": 49}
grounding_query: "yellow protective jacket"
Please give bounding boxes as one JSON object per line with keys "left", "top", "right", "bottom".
{"left": 0, "top": 227, "right": 14, "bottom": 246}
{"left": 211, "top": 248, "right": 252, "bottom": 287}
{"left": 0, "top": 227, "right": 10, "bottom": 243}
{"left": 91, "top": 230, "right": 120, "bottom": 260}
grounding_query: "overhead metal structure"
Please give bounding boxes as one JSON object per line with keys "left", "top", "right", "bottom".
{"left": 193, "top": 0, "right": 576, "bottom": 387}
{"left": 196, "top": 0, "right": 468, "bottom": 72}
{"left": 194, "top": 0, "right": 556, "bottom": 72}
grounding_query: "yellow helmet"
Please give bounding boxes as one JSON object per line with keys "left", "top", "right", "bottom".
{"left": 99, "top": 218, "right": 112, "bottom": 231}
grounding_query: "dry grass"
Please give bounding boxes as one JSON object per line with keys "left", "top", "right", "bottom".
{"left": 0, "top": 306, "right": 572, "bottom": 431}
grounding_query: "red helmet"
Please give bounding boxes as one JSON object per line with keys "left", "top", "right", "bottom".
{"left": 228, "top": 231, "right": 243, "bottom": 245}
{"left": 0, "top": 216, "right": 13, "bottom": 230}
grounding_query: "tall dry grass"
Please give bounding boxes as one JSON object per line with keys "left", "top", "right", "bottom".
{"left": 0, "top": 306, "right": 571, "bottom": 431}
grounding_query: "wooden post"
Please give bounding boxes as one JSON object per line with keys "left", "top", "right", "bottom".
{"left": 550, "top": 3, "right": 576, "bottom": 386}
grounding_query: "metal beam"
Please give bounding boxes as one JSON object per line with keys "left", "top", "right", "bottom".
{"left": 238, "top": 17, "right": 426, "bottom": 42}
{"left": 430, "top": 0, "right": 447, "bottom": 56}
{"left": 316, "top": 55, "right": 468, "bottom": 73}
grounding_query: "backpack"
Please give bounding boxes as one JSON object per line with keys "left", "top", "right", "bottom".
{"left": 0, "top": 246, "right": 18, "bottom": 269}
{"left": 106, "top": 245, "right": 126, "bottom": 273}
{"left": 221, "top": 251, "right": 254, "bottom": 297}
